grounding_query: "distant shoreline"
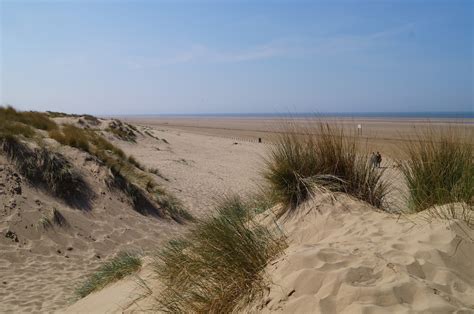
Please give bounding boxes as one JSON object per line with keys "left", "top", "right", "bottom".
{"left": 113, "top": 111, "right": 473, "bottom": 119}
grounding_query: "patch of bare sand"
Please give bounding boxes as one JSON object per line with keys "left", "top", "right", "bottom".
{"left": 111, "top": 127, "right": 265, "bottom": 216}
{"left": 250, "top": 195, "right": 474, "bottom": 313}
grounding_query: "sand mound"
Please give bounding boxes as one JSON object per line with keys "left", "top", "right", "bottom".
{"left": 0, "top": 145, "right": 182, "bottom": 312}
{"left": 251, "top": 195, "right": 474, "bottom": 313}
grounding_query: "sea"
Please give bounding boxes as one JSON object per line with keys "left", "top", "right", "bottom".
{"left": 121, "top": 111, "right": 474, "bottom": 119}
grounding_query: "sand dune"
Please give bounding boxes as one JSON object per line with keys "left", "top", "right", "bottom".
{"left": 251, "top": 195, "right": 474, "bottom": 313}
{"left": 0, "top": 118, "right": 264, "bottom": 312}
{"left": 65, "top": 195, "right": 474, "bottom": 313}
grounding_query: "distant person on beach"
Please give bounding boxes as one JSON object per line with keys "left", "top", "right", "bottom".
{"left": 376, "top": 152, "right": 382, "bottom": 168}
{"left": 370, "top": 152, "right": 377, "bottom": 168}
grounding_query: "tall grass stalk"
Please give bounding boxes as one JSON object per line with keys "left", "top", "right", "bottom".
{"left": 154, "top": 195, "right": 286, "bottom": 313}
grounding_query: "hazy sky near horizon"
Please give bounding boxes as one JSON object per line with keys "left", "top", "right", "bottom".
{"left": 1, "top": 0, "right": 473, "bottom": 115}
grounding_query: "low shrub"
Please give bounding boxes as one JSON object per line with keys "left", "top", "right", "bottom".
{"left": 75, "top": 252, "right": 142, "bottom": 298}
{"left": 154, "top": 195, "right": 286, "bottom": 313}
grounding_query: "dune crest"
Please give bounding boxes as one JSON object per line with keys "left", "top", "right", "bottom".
{"left": 250, "top": 195, "right": 474, "bottom": 313}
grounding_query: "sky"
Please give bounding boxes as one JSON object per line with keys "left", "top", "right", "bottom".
{"left": 0, "top": 0, "right": 473, "bottom": 115}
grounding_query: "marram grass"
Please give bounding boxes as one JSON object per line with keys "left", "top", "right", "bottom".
{"left": 154, "top": 195, "right": 286, "bottom": 313}
{"left": 75, "top": 252, "right": 142, "bottom": 298}
{"left": 263, "top": 122, "right": 390, "bottom": 213}
{"left": 400, "top": 127, "right": 473, "bottom": 215}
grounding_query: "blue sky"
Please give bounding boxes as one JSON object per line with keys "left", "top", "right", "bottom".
{"left": 1, "top": 0, "right": 472, "bottom": 115}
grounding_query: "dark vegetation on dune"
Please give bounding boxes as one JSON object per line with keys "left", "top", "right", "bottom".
{"left": 1, "top": 135, "right": 93, "bottom": 210}
{"left": 0, "top": 106, "right": 192, "bottom": 222}
{"left": 106, "top": 119, "right": 138, "bottom": 142}
{"left": 154, "top": 195, "right": 286, "bottom": 313}
{"left": 263, "top": 123, "right": 390, "bottom": 214}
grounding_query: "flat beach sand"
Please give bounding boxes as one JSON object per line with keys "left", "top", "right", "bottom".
{"left": 124, "top": 116, "right": 474, "bottom": 158}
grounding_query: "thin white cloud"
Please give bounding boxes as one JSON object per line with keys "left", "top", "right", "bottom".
{"left": 125, "top": 23, "right": 415, "bottom": 69}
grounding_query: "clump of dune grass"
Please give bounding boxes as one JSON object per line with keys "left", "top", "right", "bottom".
{"left": 156, "top": 193, "right": 194, "bottom": 223}
{"left": 1, "top": 106, "right": 59, "bottom": 139}
{"left": 0, "top": 120, "right": 36, "bottom": 139}
{"left": 245, "top": 185, "right": 280, "bottom": 215}
{"left": 1, "top": 106, "right": 58, "bottom": 131}
{"left": 1, "top": 136, "right": 92, "bottom": 207}
{"left": 263, "top": 122, "right": 390, "bottom": 213}
{"left": 75, "top": 251, "right": 142, "bottom": 298}
{"left": 400, "top": 127, "right": 473, "bottom": 216}
{"left": 128, "top": 155, "right": 144, "bottom": 170}
{"left": 107, "top": 167, "right": 162, "bottom": 216}
{"left": 154, "top": 195, "right": 286, "bottom": 313}
{"left": 49, "top": 122, "right": 191, "bottom": 221}
{"left": 49, "top": 124, "right": 90, "bottom": 152}
{"left": 107, "top": 167, "right": 193, "bottom": 222}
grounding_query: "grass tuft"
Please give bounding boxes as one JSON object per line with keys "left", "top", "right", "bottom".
{"left": 75, "top": 252, "right": 142, "bottom": 298}
{"left": 107, "top": 167, "right": 162, "bottom": 216}
{"left": 156, "top": 193, "right": 194, "bottom": 223}
{"left": 263, "top": 122, "right": 390, "bottom": 213}
{"left": 49, "top": 124, "right": 90, "bottom": 151}
{"left": 1, "top": 106, "right": 58, "bottom": 131}
{"left": 154, "top": 195, "right": 286, "bottom": 313}
{"left": 400, "top": 127, "right": 473, "bottom": 215}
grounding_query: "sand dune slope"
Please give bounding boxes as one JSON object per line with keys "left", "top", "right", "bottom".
{"left": 64, "top": 195, "right": 474, "bottom": 313}
{"left": 252, "top": 196, "right": 474, "bottom": 313}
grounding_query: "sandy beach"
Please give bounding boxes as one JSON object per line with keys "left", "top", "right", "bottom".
{"left": 124, "top": 116, "right": 474, "bottom": 158}
{"left": 3, "top": 1, "right": 472, "bottom": 312}
{"left": 1, "top": 116, "right": 473, "bottom": 313}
